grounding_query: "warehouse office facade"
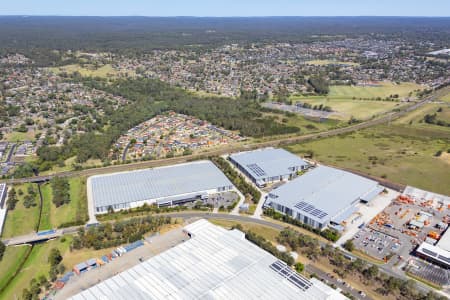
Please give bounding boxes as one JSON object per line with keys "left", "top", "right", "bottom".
{"left": 229, "top": 148, "right": 309, "bottom": 187}
{"left": 88, "top": 161, "right": 234, "bottom": 214}
{"left": 416, "top": 229, "right": 450, "bottom": 269}
{"left": 70, "top": 220, "right": 347, "bottom": 300}
{"left": 266, "top": 165, "right": 382, "bottom": 230}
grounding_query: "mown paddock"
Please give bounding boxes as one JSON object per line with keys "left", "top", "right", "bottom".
{"left": 289, "top": 97, "right": 404, "bottom": 120}
{"left": 329, "top": 82, "right": 421, "bottom": 99}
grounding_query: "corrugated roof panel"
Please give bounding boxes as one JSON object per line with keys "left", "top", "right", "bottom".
{"left": 229, "top": 148, "right": 308, "bottom": 181}
{"left": 270, "top": 165, "right": 379, "bottom": 223}
{"left": 90, "top": 160, "right": 233, "bottom": 209}
{"left": 70, "top": 220, "right": 345, "bottom": 300}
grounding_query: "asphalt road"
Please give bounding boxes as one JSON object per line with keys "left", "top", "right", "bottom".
{"left": 1, "top": 86, "right": 447, "bottom": 185}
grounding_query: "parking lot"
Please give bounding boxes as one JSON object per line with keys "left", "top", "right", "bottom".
{"left": 354, "top": 227, "right": 401, "bottom": 261}
{"left": 407, "top": 258, "right": 450, "bottom": 287}
{"left": 203, "top": 191, "right": 239, "bottom": 209}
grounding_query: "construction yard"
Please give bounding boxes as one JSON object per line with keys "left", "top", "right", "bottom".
{"left": 354, "top": 186, "right": 450, "bottom": 272}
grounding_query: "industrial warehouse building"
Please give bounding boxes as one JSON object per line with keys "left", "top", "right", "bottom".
{"left": 416, "top": 229, "right": 450, "bottom": 269}
{"left": 266, "top": 165, "right": 382, "bottom": 230}
{"left": 0, "top": 183, "right": 7, "bottom": 235}
{"left": 88, "top": 161, "right": 234, "bottom": 214}
{"left": 0, "top": 183, "right": 7, "bottom": 208}
{"left": 229, "top": 148, "right": 309, "bottom": 187}
{"left": 70, "top": 220, "right": 347, "bottom": 300}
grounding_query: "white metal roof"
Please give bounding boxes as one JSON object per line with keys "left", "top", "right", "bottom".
{"left": 437, "top": 229, "right": 450, "bottom": 253}
{"left": 403, "top": 186, "right": 450, "bottom": 205}
{"left": 89, "top": 161, "right": 233, "bottom": 208}
{"left": 70, "top": 219, "right": 346, "bottom": 300}
{"left": 417, "top": 241, "right": 450, "bottom": 267}
{"left": 268, "top": 165, "right": 379, "bottom": 223}
{"left": 229, "top": 148, "right": 308, "bottom": 181}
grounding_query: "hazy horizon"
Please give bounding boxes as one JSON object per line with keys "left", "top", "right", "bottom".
{"left": 1, "top": 0, "right": 449, "bottom": 17}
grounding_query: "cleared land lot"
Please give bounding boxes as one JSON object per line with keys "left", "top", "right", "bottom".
{"left": 2, "top": 184, "right": 40, "bottom": 238}
{"left": 47, "top": 64, "right": 119, "bottom": 78}
{"left": 286, "top": 125, "right": 450, "bottom": 195}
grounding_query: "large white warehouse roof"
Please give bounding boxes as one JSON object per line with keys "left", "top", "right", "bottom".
{"left": 70, "top": 219, "right": 347, "bottom": 300}
{"left": 229, "top": 148, "right": 308, "bottom": 180}
{"left": 268, "top": 165, "right": 379, "bottom": 224}
{"left": 90, "top": 160, "right": 233, "bottom": 209}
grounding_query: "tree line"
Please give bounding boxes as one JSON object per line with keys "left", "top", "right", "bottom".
{"left": 71, "top": 216, "right": 171, "bottom": 250}
{"left": 264, "top": 208, "right": 340, "bottom": 242}
{"left": 211, "top": 156, "right": 261, "bottom": 204}
{"left": 50, "top": 177, "right": 70, "bottom": 207}
{"left": 278, "top": 228, "right": 446, "bottom": 300}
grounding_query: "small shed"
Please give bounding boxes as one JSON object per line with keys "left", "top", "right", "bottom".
{"left": 73, "top": 262, "right": 88, "bottom": 275}
{"left": 86, "top": 258, "right": 97, "bottom": 269}
{"left": 409, "top": 220, "right": 424, "bottom": 229}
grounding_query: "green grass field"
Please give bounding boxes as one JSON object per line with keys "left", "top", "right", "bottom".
{"left": 0, "top": 238, "right": 71, "bottom": 300}
{"left": 286, "top": 125, "right": 450, "bottom": 195}
{"left": 39, "top": 177, "right": 88, "bottom": 229}
{"left": 39, "top": 184, "right": 53, "bottom": 231}
{"left": 394, "top": 103, "right": 450, "bottom": 135}
{"left": 291, "top": 98, "right": 404, "bottom": 120}
{"left": 4, "top": 130, "right": 39, "bottom": 143}
{"left": 440, "top": 93, "right": 450, "bottom": 103}
{"left": 290, "top": 82, "right": 420, "bottom": 121}
{"left": 261, "top": 112, "right": 342, "bottom": 134}
{"left": 329, "top": 82, "right": 421, "bottom": 99}
{"left": 0, "top": 245, "right": 31, "bottom": 293}
{"left": 2, "top": 184, "right": 40, "bottom": 238}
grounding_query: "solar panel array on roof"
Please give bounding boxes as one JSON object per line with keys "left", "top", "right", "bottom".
{"left": 246, "top": 163, "right": 266, "bottom": 177}
{"left": 294, "top": 201, "right": 328, "bottom": 219}
{"left": 270, "top": 260, "right": 312, "bottom": 291}
{"left": 70, "top": 220, "right": 346, "bottom": 300}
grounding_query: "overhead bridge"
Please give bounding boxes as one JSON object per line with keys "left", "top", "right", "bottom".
{"left": 2, "top": 227, "right": 79, "bottom": 246}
